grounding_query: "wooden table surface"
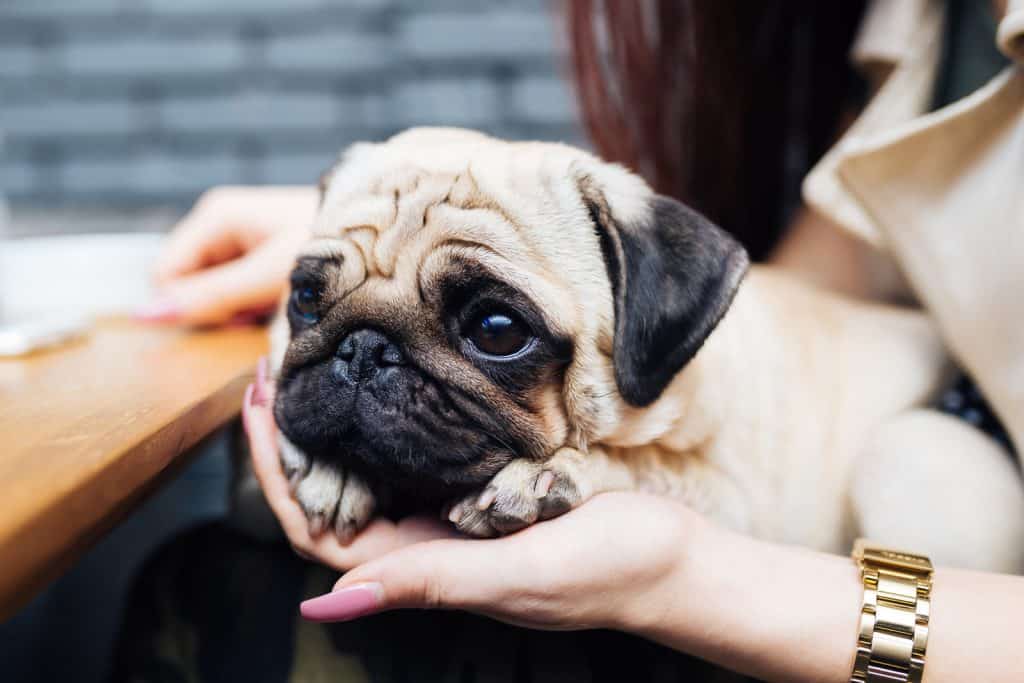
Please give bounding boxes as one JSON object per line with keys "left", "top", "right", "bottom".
{"left": 0, "top": 318, "right": 267, "bottom": 620}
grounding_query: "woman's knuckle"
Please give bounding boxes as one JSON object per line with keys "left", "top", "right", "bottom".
{"left": 197, "top": 186, "right": 235, "bottom": 209}
{"left": 195, "top": 188, "right": 219, "bottom": 207}
{"left": 420, "top": 575, "right": 445, "bottom": 609}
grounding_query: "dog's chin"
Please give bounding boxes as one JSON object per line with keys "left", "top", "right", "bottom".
{"left": 274, "top": 362, "right": 517, "bottom": 499}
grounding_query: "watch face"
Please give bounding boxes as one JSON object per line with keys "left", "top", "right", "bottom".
{"left": 853, "top": 539, "right": 934, "bottom": 574}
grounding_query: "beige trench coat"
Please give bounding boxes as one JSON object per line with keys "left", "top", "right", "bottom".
{"left": 804, "top": 0, "right": 1024, "bottom": 457}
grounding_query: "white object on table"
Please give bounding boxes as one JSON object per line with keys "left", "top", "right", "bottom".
{"left": 0, "top": 232, "right": 164, "bottom": 320}
{"left": 0, "top": 233, "right": 165, "bottom": 355}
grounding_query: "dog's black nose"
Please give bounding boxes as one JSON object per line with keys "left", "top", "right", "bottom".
{"left": 336, "top": 329, "right": 405, "bottom": 381}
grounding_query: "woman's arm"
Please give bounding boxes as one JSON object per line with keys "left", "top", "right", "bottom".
{"left": 628, "top": 525, "right": 1024, "bottom": 683}
{"left": 244, "top": 380, "right": 1024, "bottom": 683}
{"left": 769, "top": 205, "right": 909, "bottom": 303}
{"left": 767, "top": 105, "right": 910, "bottom": 304}
{"left": 315, "top": 501, "right": 1024, "bottom": 683}
{"left": 627, "top": 523, "right": 863, "bottom": 683}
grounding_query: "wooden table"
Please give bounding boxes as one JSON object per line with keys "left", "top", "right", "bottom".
{"left": 0, "top": 318, "right": 267, "bottom": 620}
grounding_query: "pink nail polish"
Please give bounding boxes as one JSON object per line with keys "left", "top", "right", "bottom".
{"left": 228, "top": 305, "right": 276, "bottom": 326}
{"left": 227, "top": 312, "right": 262, "bottom": 327}
{"left": 300, "top": 583, "right": 382, "bottom": 622}
{"left": 252, "top": 375, "right": 269, "bottom": 407}
{"left": 134, "top": 299, "right": 181, "bottom": 323}
{"left": 241, "top": 384, "right": 254, "bottom": 434}
{"left": 256, "top": 356, "right": 268, "bottom": 388}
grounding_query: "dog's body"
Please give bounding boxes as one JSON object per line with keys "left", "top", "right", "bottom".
{"left": 270, "top": 128, "right": 1024, "bottom": 571}
{"left": 595, "top": 268, "right": 947, "bottom": 551}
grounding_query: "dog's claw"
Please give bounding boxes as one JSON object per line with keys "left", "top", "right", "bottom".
{"left": 476, "top": 486, "right": 498, "bottom": 510}
{"left": 334, "top": 516, "right": 357, "bottom": 545}
{"left": 448, "top": 504, "right": 464, "bottom": 525}
{"left": 307, "top": 513, "right": 329, "bottom": 537}
{"left": 535, "top": 470, "right": 555, "bottom": 498}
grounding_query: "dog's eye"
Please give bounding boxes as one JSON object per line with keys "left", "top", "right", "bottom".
{"left": 464, "top": 310, "right": 532, "bottom": 357}
{"left": 290, "top": 285, "right": 321, "bottom": 323}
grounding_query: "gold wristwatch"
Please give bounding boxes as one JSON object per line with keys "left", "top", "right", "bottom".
{"left": 850, "top": 539, "right": 933, "bottom": 683}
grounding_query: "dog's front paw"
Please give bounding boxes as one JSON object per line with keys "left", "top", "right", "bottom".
{"left": 447, "top": 451, "right": 586, "bottom": 537}
{"left": 279, "top": 434, "right": 375, "bottom": 543}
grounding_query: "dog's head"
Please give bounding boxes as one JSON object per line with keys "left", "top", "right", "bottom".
{"left": 272, "top": 128, "right": 747, "bottom": 500}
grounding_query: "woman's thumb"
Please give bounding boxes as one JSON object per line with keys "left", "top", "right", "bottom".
{"left": 299, "top": 540, "right": 495, "bottom": 622}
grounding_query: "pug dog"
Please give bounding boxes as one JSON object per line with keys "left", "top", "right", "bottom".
{"left": 269, "top": 127, "right": 1024, "bottom": 571}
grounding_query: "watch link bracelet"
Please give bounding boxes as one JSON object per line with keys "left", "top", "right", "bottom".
{"left": 850, "top": 539, "right": 934, "bottom": 683}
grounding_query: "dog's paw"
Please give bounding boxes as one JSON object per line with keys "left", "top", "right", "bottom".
{"left": 279, "top": 435, "right": 375, "bottom": 543}
{"left": 447, "top": 454, "right": 585, "bottom": 538}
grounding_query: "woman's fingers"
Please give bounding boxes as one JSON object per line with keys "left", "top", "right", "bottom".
{"left": 296, "top": 493, "right": 703, "bottom": 629}
{"left": 243, "top": 382, "right": 312, "bottom": 543}
{"left": 244, "top": 381, "right": 359, "bottom": 569}
{"left": 302, "top": 537, "right": 502, "bottom": 622}
{"left": 143, "top": 237, "right": 293, "bottom": 325}
{"left": 321, "top": 516, "right": 456, "bottom": 568}
{"left": 152, "top": 199, "right": 244, "bottom": 285}
{"left": 145, "top": 185, "right": 319, "bottom": 325}
{"left": 144, "top": 257, "right": 273, "bottom": 325}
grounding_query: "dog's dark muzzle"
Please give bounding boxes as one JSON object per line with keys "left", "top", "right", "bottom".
{"left": 274, "top": 328, "right": 517, "bottom": 491}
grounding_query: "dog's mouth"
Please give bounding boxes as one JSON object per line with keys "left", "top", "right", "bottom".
{"left": 273, "top": 359, "right": 519, "bottom": 493}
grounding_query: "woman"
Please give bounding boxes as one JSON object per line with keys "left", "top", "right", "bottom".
{"left": 143, "top": 1, "right": 1024, "bottom": 680}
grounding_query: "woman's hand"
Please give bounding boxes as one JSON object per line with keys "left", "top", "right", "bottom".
{"left": 142, "top": 186, "right": 319, "bottom": 326}
{"left": 306, "top": 492, "right": 694, "bottom": 631}
{"left": 242, "top": 363, "right": 697, "bottom": 632}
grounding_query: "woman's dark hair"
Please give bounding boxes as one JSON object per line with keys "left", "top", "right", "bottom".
{"left": 567, "top": 1, "right": 868, "bottom": 260}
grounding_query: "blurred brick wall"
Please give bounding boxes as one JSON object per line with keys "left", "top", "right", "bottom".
{"left": 0, "top": 0, "right": 581, "bottom": 209}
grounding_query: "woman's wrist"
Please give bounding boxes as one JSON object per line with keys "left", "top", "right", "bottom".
{"left": 598, "top": 502, "right": 712, "bottom": 636}
{"left": 610, "top": 506, "right": 714, "bottom": 635}
{"left": 620, "top": 516, "right": 862, "bottom": 683}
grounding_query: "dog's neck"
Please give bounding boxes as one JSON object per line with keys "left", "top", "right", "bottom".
{"left": 601, "top": 271, "right": 767, "bottom": 455}
{"left": 602, "top": 266, "right": 794, "bottom": 458}
{"left": 592, "top": 268, "right": 823, "bottom": 534}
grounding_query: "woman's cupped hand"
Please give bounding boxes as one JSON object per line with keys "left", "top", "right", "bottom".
{"left": 242, "top": 362, "right": 705, "bottom": 633}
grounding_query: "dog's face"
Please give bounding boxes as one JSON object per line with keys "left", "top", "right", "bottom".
{"left": 271, "top": 128, "right": 747, "bottom": 503}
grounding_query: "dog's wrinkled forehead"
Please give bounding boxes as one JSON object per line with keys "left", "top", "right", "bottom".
{"left": 297, "top": 128, "right": 650, "bottom": 321}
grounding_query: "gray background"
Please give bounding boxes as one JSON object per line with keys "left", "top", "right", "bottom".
{"left": 0, "top": 0, "right": 581, "bottom": 232}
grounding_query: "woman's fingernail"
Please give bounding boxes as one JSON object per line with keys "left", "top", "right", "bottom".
{"left": 228, "top": 308, "right": 273, "bottom": 326}
{"left": 244, "top": 382, "right": 257, "bottom": 408}
{"left": 134, "top": 299, "right": 181, "bottom": 323}
{"left": 227, "top": 312, "right": 262, "bottom": 327}
{"left": 252, "top": 374, "right": 269, "bottom": 407}
{"left": 241, "top": 384, "right": 255, "bottom": 434}
{"left": 300, "top": 583, "right": 383, "bottom": 622}
{"left": 256, "top": 356, "right": 269, "bottom": 388}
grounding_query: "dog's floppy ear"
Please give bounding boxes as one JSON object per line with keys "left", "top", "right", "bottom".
{"left": 580, "top": 179, "right": 749, "bottom": 407}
